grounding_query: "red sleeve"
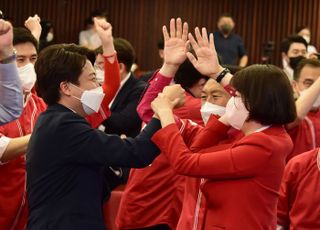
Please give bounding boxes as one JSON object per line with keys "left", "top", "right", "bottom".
{"left": 86, "top": 56, "right": 121, "bottom": 128}
{"left": 277, "top": 154, "right": 303, "bottom": 228}
{"left": 190, "top": 116, "right": 230, "bottom": 151}
{"left": 0, "top": 124, "right": 7, "bottom": 137}
{"left": 178, "top": 119, "right": 205, "bottom": 147}
{"left": 136, "top": 70, "right": 173, "bottom": 123}
{"left": 173, "top": 93, "right": 203, "bottom": 126}
{"left": 101, "top": 55, "right": 121, "bottom": 106}
{"left": 223, "top": 84, "right": 236, "bottom": 96}
{"left": 152, "top": 124, "right": 273, "bottom": 178}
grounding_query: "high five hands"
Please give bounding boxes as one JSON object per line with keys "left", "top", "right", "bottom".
{"left": 160, "top": 17, "right": 223, "bottom": 80}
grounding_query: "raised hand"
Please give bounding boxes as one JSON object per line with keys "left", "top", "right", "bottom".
{"left": 159, "top": 18, "right": 188, "bottom": 77}
{"left": 93, "top": 17, "right": 115, "bottom": 56}
{"left": 24, "top": 14, "right": 41, "bottom": 41}
{"left": 0, "top": 19, "right": 14, "bottom": 60}
{"left": 187, "top": 27, "right": 223, "bottom": 79}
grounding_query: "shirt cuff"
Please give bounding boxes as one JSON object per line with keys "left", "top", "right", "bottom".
{"left": 149, "top": 70, "right": 173, "bottom": 89}
{"left": 0, "top": 136, "right": 11, "bottom": 160}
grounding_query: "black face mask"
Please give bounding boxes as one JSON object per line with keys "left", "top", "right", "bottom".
{"left": 289, "top": 56, "right": 306, "bottom": 70}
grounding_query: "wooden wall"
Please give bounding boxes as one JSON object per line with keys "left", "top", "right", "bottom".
{"left": 1, "top": 0, "right": 320, "bottom": 70}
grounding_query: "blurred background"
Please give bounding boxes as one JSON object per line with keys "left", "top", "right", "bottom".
{"left": 2, "top": 0, "right": 320, "bottom": 71}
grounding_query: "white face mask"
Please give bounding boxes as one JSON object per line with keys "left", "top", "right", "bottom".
{"left": 18, "top": 63, "right": 37, "bottom": 92}
{"left": 200, "top": 102, "right": 226, "bottom": 124}
{"left": 94, "top": 67, "right": 104, "bottom": 84}
{"left": 225, "top": 96, "right": 249, "bottom": 130}
{"left": 299, "top": 89, "right": 320, "bottom": 109}
{"left": 46, "top": 32, "right": 54, "bottom": 42}
{"left": 70, "top": 84, "right": 105, "bottom": 115}
{"left": 302, "top": 35, "right": 310, "bottom": 44}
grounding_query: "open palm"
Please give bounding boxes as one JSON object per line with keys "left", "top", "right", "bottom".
{"left": 187, "top": 27, "right": 222, "bottom": 77}
{"left": 163, "top": 18, "right": 188, "bottom": 66}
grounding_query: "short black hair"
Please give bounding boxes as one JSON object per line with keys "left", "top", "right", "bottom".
{"left": 114, "top": 38, "right": 135, "bottom": 72}
{"left": 85, "top": 9, "right": 109, "bottom": 25}
{"left": 94, "top": 46, "right": 103, "bottom": 55}
{"left": 218, "top": 12, "right": 233, "bottom": 21}
{"left": 293, "top": 59, "right": 320, "bottom": 81}
{"left": 13, "top": 27, "right": 39, "bottom": 51}
{"left": 174, "top": 59, "right": 208, "bottom": 90}
{"left": 65, "top": 44, "right": 96, "bottom": 65}
{"left": 295, "top": 25, "right": 310, "bottom": 34}
{"left": 280, "top": 35, "right": 308, "bottom": 54}
{"left": 40, "top": 20, "right": 53, "bottom": 40}
{"left": 35, "top": 44, "right": 95, "bottom": 105}
{"left": 231, "top": 64, "right": 296, "bottom": 125}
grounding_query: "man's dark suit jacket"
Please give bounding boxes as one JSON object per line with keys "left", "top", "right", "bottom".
{"left": 26, "top": 104, "right": 160, "bottom": 230}
{"left": 102, "top": 73, "right": 146, "bottom": 138}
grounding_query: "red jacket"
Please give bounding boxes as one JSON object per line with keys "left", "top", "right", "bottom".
{"left": 0, "top": 94, "right": 46, "bottom": 230}
{"left": 277, "top": 148, "right": 320, "bottom": 230}
{"left": 0, "top": 57, "right": 120, "bottom": 230}
{"left": 287, "top": 110, "right": 320, "bottom": 161}
{"left": 152, "top": 117, "right": 293, "bottom": 230}
{"left": 117, "top": 72, "right": 204, "bottom": 229}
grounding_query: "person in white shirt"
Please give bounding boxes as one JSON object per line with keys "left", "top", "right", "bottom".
{"left": 79, "top": 10, "right": 108, "bottom": 50}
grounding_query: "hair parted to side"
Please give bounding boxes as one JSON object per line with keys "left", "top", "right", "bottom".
{"left": 35, "top": 44, "right": 95, "bottom": 105}
{"left": 114, "top": 38, "right": 135, "bottom": 72}
{"left": 231, "top": 64, "right": 296, "bottom": 125}
{"left": 13, "top": 27, "right": 39, "bottom": 51}
{"left": 280, "top": 35, "right": 308, "bottom": 54}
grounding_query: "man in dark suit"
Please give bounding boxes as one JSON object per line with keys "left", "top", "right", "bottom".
{"left": 94, "top": 38, "right": 147, "bottom": 189}
{"left": 26, "top": 19, "right": 162, "bottom": 230}
{"left": 96, "top": 38, "right": 146, "bottom": 138}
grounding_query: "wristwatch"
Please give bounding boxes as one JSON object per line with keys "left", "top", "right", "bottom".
{"left": 216, "top": 68, "right": 230, "bottom": 83}
{"left": 0, "top": 48, "right": 17, "bottom": 64}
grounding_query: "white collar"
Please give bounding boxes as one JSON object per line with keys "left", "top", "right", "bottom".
{"left": 254, "top": 125, "right": 271, "bottom": 133}
{"left": 120, "top": 72, "right": 131, "bottom": 89}
{"left": 108, "top": 72, "right": 131, "bottom": 108}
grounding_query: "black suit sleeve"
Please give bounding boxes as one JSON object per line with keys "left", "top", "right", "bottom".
{"left": 60, "top": 116, "right": 161, "bottom": 168}
{"left": 103, "top": 80, "right": 146, "bottom": 137}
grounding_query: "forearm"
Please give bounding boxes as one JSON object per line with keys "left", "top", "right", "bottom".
{"left": 296, "top": 78, "right": 320, "bottom": 119}
{"left": 137, "top": 71, "right": 172, "bottom": 123}
{"left": 0, "top": 62, "right": 23, "bottom": 124}
{"left": 239, "top": 55, "right": 248, "bottom": 67}
{"left": 1, "top": 134, "right": 31, "bottom": 161}
{"left": 157, "top": 109, "right": 176, "bottom": 128}
{"left": 101, "top": 56, "right": 120, "bottom": 106}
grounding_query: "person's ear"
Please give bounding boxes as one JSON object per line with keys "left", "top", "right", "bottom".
{"left": 59, "top": 81, "right": 72, "bottom": 96}
{"left": 159, "top": 49, "right": 164, "bottom": 59}
{"left": 119, "top": 63, "right": 126, "bottom": 75}
{"left": 291, "top": 80, "right": 300, "bottom": 94}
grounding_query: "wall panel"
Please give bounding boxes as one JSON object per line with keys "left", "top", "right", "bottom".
{"left": 1, "top": 0, "right": 320, "bottom": 70}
